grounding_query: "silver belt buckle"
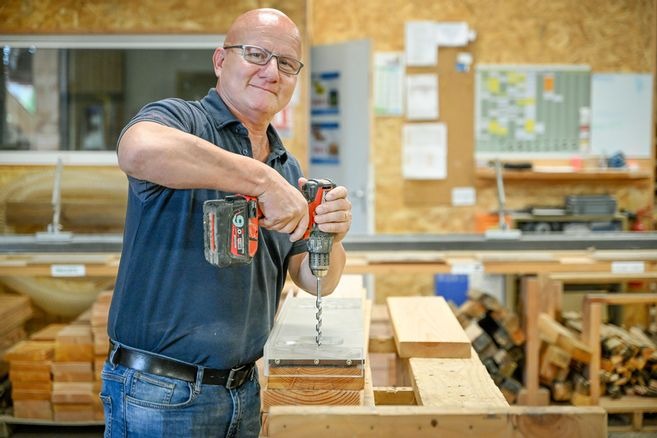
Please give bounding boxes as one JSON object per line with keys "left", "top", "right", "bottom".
{"left": 225, "top": 364, "right": 247, "bottom": 389}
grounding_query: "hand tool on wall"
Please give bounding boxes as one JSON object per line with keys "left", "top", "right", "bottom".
{"left": 301, "top": 178, "right": 336, "bottom": 347}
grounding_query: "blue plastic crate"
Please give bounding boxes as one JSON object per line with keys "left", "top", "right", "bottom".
{"left": 434, "top": 274, "right": 469, "bottom": 306}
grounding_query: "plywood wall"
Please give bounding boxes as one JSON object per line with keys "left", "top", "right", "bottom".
{"left": 311, "top": 0, "right": 656, "bottom": 233}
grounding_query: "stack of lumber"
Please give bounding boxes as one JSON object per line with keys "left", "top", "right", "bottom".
{"left": 386, "top": 295, "right": 508, "bottom": 409}
{"left": 537, "top": 313, "right": 593, "bottom": 404}
{"left": 262, "top": 296, "right": 365, "bottom": 412}
{"left": 0, "top": 293, "right": 33, "bottom": 374}
{"left": 91, "top": 290, "right": 112, "bottom": 381}
{"left": 260, "top": 293, "right": 369, "bottom": 436}
{"left": 262, "top": 365, "right": 366, "bottom": 409}
{"left": 4, "top": 337, "right": 55, "bottom": 419}
{"left": 3, "top": 290, "right": 113, "bottom": 421}
{"left": 51, "top": 311, "right": 98, "bottom": 421}
{"left": 454, "top": 291, "right": 526, "bottom": 404}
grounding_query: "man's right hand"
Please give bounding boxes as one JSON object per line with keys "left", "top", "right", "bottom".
{"left": 256, "top": 172, "right": 309, "bottom": 242}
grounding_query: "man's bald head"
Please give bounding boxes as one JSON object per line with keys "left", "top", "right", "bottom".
{"left": 224, "top": 8, "right": 301, "bottom": 54}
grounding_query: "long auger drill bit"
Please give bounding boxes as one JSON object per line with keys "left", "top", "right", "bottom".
{"left": 315, "top": 277, "right": 322, "bottom": 346}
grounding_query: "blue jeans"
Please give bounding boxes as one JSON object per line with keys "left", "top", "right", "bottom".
{"left": 100, "top": 355, "right": 261, "bottom": 437}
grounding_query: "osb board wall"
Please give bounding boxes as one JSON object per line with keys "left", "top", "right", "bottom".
{"left": 311, "top": 0, "right": 656, "bottom": 302}
{"left": 311, "top": 0, "right": 656, "bottom": 234}
{"left": 0, "top": 0, "right": 310, "bottom": 225}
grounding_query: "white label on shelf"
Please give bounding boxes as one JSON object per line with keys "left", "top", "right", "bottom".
{"left": 610, "top": 261, "right": 645, "bottom": 274}
{"left": 51, "top": 264, "right": 86, "bottom": 277}
{"left": 451, "top": 262, "right": 484, "bottom": 274}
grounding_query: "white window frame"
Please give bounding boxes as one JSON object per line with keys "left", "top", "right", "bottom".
{"left": 0, "top": 34, "right": 224, "bottom": 166}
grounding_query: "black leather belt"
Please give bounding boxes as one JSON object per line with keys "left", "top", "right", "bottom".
{"left": 109, "top": 341, "right": 254, "bottom": 389}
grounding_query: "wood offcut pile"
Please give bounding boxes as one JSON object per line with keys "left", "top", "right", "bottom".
{"left": 3, "top": 289, "right": 113, "bottom": 420}
{"left": 564, "top": 313, "right": 657, "bottom": 401}
{"left": 536, "top": 313, "right": 593, "bottom": 404}
{"left": 454, "top": 291, "right": 526, "bottom": 404}
{"left": 535, "top": 311, "right": 657, "bottom": 404}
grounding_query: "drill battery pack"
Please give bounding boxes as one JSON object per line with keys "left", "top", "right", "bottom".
{"left": 203, "top": 195, "right": 259, "bottom": 267}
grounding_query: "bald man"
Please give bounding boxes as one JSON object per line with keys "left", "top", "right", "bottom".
{"left": 101, "top": 8, "right": 351, "bottom": 437}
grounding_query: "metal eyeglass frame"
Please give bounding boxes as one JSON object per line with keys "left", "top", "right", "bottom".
{"left": 223, "top": 44, "right": 304, "bottom": 75}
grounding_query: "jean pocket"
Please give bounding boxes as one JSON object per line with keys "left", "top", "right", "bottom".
{"left": 99, "top": 394, "right": 112, "bottom": 437}
{"left": 126, "top": 371, "right": 196, "bottom": 409}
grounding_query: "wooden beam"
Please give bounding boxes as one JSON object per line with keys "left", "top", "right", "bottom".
{"left": 267, "top": 405, "right": 607, "bottom": 437}
{"left": 582, "top": 301, "right": 602, "bottom": 405}
{"left": 266, "top": 375, "right": 364, "bottom": 391}
{"left": 585, "top": 293, "right": 657, "bottom": 305}
{"left": 387, "top": 296, "right": 471, "bottom": 359}
{"left": 409, "top": 354, "right": 508, "bottom": 408}
{"left": 373, "top": 387, "right": 416, "bottom": 405}
{"left": 368, "top": 335, "right": 396, "bottom": 354}
{"left": 261, "top": 388, "right": 363, "bottom": 413}
{"left": 520, "top": 277, "right": 542, "bottom": 405}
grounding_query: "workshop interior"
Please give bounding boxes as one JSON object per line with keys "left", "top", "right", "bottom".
{"left": 0, "top": 1, "right": 656, "bottom": 437}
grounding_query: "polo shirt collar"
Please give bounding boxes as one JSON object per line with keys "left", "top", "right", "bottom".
{"left": 201, "top": 88, "right": 240, "bottom": 129}
{"left": 201, "top": 88, "right": 288, "bottom": 164}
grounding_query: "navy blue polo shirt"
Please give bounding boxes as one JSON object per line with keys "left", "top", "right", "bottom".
{"left": 108, "top": 88, "right": 306, "bottom": 369}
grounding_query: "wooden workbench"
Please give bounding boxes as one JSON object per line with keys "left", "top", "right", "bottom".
{"left": 264, "top": 294, "right": 607, "bottom": 437}
{"left": 1, "top": 249, "right": 656, "bottom": 277}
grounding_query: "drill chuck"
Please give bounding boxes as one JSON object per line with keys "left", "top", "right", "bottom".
{"left": 308, "top": 231, "right": 333, "bottom": 277}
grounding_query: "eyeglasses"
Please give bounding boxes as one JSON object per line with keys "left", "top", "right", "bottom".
{"left": 223, "top": 44, "right": 304, "bottom": 75}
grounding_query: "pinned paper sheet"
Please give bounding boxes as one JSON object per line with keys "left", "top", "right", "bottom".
{"left": 406, "top": 74, "right": 439, "bottom": 120}
{"left": 405, "top": 21, "right": 438, "bottom": 66}
{"left": 451, "top": 187, "right": 476, "bottom": 206}
{"left": 374, "top": 52, "right": 404, "bottom": 116}
{"left": 435, "top": 22, "right": 476, "bottom": 47}
{"left": 402, "top": 123, "right": 447, "bottom": 180}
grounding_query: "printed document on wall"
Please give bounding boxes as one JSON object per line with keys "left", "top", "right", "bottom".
{"left": 405, "top": 21, "right": 438, "bottom": 66}
{"left": 435, "top": 22, "right": 476, "bottom": 47}
{"left": 402, "top": 123, "right": 447, "bottom": 180}
{"left": 406, "top": 74, "right": 439, "bottom": 120}
{"left": 374, "top": 52, "right": 405, "bottom": 116}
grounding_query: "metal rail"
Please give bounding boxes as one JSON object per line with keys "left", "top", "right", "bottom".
{"left": 0, "top": 232, "right": 655, "bottom": 253}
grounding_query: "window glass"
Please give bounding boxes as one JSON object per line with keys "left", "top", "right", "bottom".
{"left": 1, "top": 47, "right": 215, "bottom": 152}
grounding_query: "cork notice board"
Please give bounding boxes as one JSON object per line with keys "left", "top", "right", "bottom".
{"left": 403, "top": 46, "right": 475, "bottom": 206}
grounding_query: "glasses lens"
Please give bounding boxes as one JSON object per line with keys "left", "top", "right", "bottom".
{"left": 277, "top": 56, "right": 302, "bottom": 75}
{"left": 240, "top": 45, "right": 302, "bottom": 75}
{"left": 242, "top": 46, "right": 270, "bottom": 65}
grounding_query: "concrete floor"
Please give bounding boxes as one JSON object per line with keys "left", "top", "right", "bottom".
{"left": 6, "top": 425, "right": 103, "bottom": 437}
{"left": 4, "top": 425, "right": 657, "bottom": 437}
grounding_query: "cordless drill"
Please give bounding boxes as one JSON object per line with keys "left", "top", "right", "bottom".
{"left": 301, "top": 178, "right": 336, "bottom": 347}
{"left": 203, "top": 179, "right": 336, "bottom": 346}
{"left": 203, "top": 195, "right": 260, "bottom": 268}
